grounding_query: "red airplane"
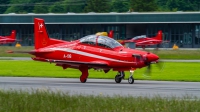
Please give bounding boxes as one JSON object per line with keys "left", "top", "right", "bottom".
{"left": 0, "top": 30, "right": 16, "bottom": 45}
{"left": 120, "top": 30, "right": 167, "bottom": 49}
{"left": 8, "top": 18, "right": 160, "bottom": 84}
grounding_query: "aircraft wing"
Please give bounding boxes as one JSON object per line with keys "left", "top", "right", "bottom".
{"left": 54, "top": 60, "right": 109, "bottom": 67}
{"left": 33, "top": 58, "right": 109, "bottom": 68}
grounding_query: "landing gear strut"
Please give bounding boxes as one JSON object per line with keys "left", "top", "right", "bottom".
{"left": 128, "top": 70, "right": 134, "bottom": 84}
{"left": 80, "top": 75, "right": 87, "bottom": 83}
{"left": 79, "top": 65, "right": 89, "bottom": 83}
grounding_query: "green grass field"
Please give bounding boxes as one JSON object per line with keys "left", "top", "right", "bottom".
{"left": 1, "top": 47, "right": 200, "bottom": 111}
{"left": 0, "top": 60, "right": 200, "bottom": 82}
{"left": 0, "top": 89, "right": 199, "bottom": 112}
{"left": 150, "top": 49, "right": 200, "bottom": 59}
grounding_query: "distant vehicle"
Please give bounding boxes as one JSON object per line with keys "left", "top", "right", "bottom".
{"left": 96, "top": 30, "right": 113, "bottom": 38}
{"left": 121, "top": 30, "right": 169, "bottom": 49}
{"left": 0, "top": 30, "right": 16, "bottom": 45}
{"left": 8, "top": 18, "right": 160, "bottom": 84}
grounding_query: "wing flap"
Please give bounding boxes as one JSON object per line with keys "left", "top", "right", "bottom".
{"left": 37, "top": 59, "right": 109, "bottom": 68}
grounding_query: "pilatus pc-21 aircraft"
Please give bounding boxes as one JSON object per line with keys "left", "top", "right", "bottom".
{"left": 121, "top": 30, "right": 168, "bottom": 49}
{"left": 0, "top": 30, "right": 16, "bottom": 45}
{"left": 8, "top": 18, "right": 160, "bottom": 84}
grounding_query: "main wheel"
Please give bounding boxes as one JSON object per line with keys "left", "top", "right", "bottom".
{"left": 115, "top": 75, "right": 122, "bottom": 83}
{"left": 128, "top": 76, "right": 134, "bottom": 84}
{"left": 80, "top": 75, "right": 87, "bottom": 83}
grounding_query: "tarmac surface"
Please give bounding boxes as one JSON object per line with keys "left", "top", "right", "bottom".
{"left": 0, "top": 57, "right": 32, "bottom": 60}
{"left": 0, "top": 56, "right": 200, "bottom": 98}
{"left": 0, "top": 77, "right": 200, "bottom": 98}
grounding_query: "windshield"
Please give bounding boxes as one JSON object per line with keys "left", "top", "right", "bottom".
{"left": 79, "top": 35, "right": 96, "bottom": 45}
{"left": 79, "top": 35, "right": 123, "bottom": 48}
{"left": 133, "top": 35, "right": 147, "bottom": 40}
{"left": 97, "top": 36, "right": 122, "bottom": 48}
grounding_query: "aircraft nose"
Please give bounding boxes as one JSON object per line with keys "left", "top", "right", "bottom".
{"left": 146, "top": 53, "right": 159, "bottom": 62}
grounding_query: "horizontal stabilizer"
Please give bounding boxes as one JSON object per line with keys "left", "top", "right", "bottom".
{"left": 6, "top": 50, "right": 53, "bottom": 54}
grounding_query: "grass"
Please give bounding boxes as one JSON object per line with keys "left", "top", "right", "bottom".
{"left": 0, "top": 60, "right": 200, "bottom": 82}
{"left": 0, "top": 47, "right": 199, "bottom": 111}
{"left": 149, "top": 49, "right": 200, "bottom": 59}
{"left": 2, "top": 46, "right": 200, "bottom": 59}
{"left": 0, "top": 89, "right": 199, "bottom": 112}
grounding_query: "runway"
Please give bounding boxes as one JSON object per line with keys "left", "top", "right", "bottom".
{"left": 0, "top": 57, "right": 31, "bottom": 60}
{"left": 0, "top": 77, "right": 200, "bottom": 98}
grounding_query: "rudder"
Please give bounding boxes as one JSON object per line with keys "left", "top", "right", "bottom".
{"left": 34, "top": 18, "right": 65, "bottom": 49}
{"left": 108, "top": 30, "right": 113, "bottom": 38}
{"left": 6, "top": 30, "right": 16, "bottom": 40}
{"left": 155, "top": 30, "right": 162, "bottom": 40}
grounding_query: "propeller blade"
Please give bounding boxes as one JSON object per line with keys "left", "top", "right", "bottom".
{"left": 143, "top": 63, "right": 152, "bottom": 78}
{"left": 156, "top": 60, "right": 165, "bottom": 71}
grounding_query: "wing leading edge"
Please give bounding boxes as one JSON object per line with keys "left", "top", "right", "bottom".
{"left": 32, "top": 57, "right": 109, "bottom": 68}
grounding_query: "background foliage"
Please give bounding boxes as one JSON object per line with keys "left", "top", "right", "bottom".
{"left": 0, "top": 0, "right": 199, "bottom": 14}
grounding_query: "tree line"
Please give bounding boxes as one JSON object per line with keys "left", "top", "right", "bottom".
{"left": 0, "top": 0, "right": 199, "bottom": 14}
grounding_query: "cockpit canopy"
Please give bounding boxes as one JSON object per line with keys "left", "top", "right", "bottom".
{"left": 79, "top": 35, "right": 123, "bottom": 49}
{"left": 132, "top": 35, "right": 147, "bottom": 40}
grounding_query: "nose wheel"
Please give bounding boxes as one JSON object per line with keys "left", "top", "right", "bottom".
{"left": 128, "top": 70, "right": 135, "bottom": 84}
{"left": 128, "top": 76, "right": 134, "bottom": 84}
{"left": 115, "top": 71, "right": 135, "bottom": 84}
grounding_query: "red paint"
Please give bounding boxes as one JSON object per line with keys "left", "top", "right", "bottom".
{"left": 9, "top": 18, "right": 160, "bottom": 83}
{"left": 121, "top": 30, "right": 169, "bottom": 49}
{"left": 0, "top": 30, "right": 16, "bottom": 44}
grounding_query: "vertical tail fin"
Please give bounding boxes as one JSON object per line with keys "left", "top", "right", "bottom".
{"left": 6, "top": 30, "right": 16, "bottom": 40}
{"left": 34, "top": 18, "right": 65, "bottom": 49}
{"left": 155, "top": 30, "right": 162, "bottom": 40}
{"left": 34, "top": 18, "right": 50, "bottom": 49}
{"left": 108, "top": 30, "right": 113, "bottom": 38}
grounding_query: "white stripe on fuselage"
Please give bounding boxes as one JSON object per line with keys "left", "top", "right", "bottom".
{"left": 49, "top": 48, "right": 135, "bottom": 63}
{"left": 136, "top": 40, "right": 161, "bottom": 44}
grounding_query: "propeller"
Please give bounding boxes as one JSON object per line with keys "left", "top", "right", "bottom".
{"left": 143, "top": 60, "right": 165, "bottom": 77}
{"left": 156, "top": 60, "right": 165, "bottom": 71}
{"left": 132, "top": 52, "right": 164, "bottom": 77}
{"left": 132, "top": 53, "right": 152, "bottom": 77}
{"left": 143, "top": 62, "right": 152, "bottom": 78}
{"left": 141, "top": 52, "right": 165, "bottom": 77}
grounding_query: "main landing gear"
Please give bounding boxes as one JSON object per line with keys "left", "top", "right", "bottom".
{"left": 78, "top": 65, "right": 135, "bottom": 84}
{"left": 115, "top": 71, "right": 125, "bottom": 83}
{"left": 79, "top": 65, "right": 89, "bottom": 83}
{"left": 115, "top": 70, "right": 135, "bottom": 84}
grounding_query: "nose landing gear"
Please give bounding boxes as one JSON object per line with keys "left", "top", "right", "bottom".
{"left": 128, "top": 70, "right": 134, "bottom": 84}
{"left": 115, "top": 70, "right": 135, "bottom": 84}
